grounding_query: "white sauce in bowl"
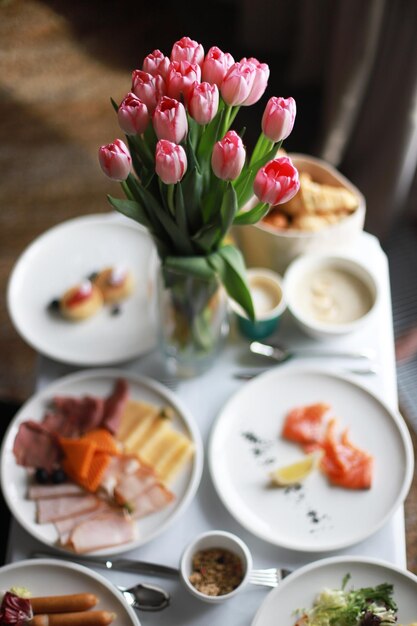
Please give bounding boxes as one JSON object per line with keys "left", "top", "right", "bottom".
{"left": 249, "top": 275, "right": 282, "bottom": 318}
{"left": 293, "top": 267, "right": 374, "bottom": 324}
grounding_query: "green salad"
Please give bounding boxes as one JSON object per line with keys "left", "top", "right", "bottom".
{"left": 293, "top": 574, "right": 399, "bottom": 626}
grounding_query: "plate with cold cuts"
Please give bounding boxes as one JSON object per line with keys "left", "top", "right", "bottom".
{"left": 7, "top": 212, "right": 158, "bottom": 366}
{"left": 251, "top": 555, "right": 417, "bottom": 626}
{"left": 0, "top": 558, "right": 140, "bottom": 626}
{"left": 208, "top": 367, "right": 414, "bottom": 552}
{"left": 0, "top": 369, "right": 203, "bottom": 556}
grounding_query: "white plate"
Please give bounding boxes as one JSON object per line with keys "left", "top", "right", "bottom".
{"left": 251, "top": 555, "right": 417, "bottom": 625}
{"left": 7, "top": 213, "right": 158, "bottom": 366}
{"left": 0, "top": 369, "right": 203, "bottom": 556}
{"left": 209, "top": 367, "right": 414, "bottom": 552}
{"left": 0, "top": 558, "right": 140, "bottom": 625}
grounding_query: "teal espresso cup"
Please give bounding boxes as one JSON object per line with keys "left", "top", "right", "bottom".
{"left": 230, "top": 268, "right": 286, "bottom": 340}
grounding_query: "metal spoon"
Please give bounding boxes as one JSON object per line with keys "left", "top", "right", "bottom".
{"left": 250, "top": 340, "right": 376, "bottom": 362}
{"left": 118, "top": 582, "right": 170, "bottom": 612}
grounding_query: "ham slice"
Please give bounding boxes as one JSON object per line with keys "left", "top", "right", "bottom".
{"left": 37, "top": 494, "right": 101, "bottom": 524}
{"left": 28, "top": 483, "right": 85, "bottom": 500}
{"left": 129, "top": 483, "right": 175, "bottom": 519}
{"left": 114, "top": 466, "right": 157, "bottom": 505}
{"left": 55, "top": 501, "right": 115, "bottom": 545}
{"left": 68, "top": 512, "right": 137, "bottom": 554}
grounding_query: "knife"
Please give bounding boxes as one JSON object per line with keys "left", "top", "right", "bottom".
{"left": 31, "top": 551, "right": 179, "bottom": 578}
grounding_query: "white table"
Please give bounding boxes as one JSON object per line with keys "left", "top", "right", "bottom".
{"left": 5, "top": 232, "right": 407, "bottom": 626}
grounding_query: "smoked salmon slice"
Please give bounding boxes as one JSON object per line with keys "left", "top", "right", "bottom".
{"left": 282, "top": 402, "right": 330, "bottom": 450}
{"left": 319, "top": 419, "right": 373, "bottom": 489}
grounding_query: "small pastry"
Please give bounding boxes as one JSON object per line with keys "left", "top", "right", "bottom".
{"left": 93, "top": 266, "right": 134, "bottom": 303}
{"left": 59, "top": 279, "right": 103, "bottom": 321}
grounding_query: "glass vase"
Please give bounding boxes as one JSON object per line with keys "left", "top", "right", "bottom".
{"left": 156, "top": 264, "right": 230, "bottom": 377}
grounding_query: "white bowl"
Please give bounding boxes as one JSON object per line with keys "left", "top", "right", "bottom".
{"left": 283, "top": 253, "right": 378, "bottom": 340}
{"left": 233, "top": 153, "right": 366, "bottom": 274}
{"left": 179, "top": 530, "right": 253, "bottom": 604}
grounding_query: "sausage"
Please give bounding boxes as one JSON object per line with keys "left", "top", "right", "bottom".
{"left": 30, "top": 610, "right": 116, "bottom": 626}
{"left": 30, "top": 594, "right": 98, "bottom": 614}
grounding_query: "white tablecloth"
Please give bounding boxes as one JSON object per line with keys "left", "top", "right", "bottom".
{"left": 5, "top": 232, "right": 407, "bottom": 626}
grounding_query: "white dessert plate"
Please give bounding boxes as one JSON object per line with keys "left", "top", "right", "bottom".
{"left": 251, "top": 555, "right": 417, "bottom": 625}
{"left": 209, "top": 367, "right": 414, "bottom": 552}
{"left": 0, "top": 558, "right": 140, "bottom": 625}
{"left": 7, "top": 213, "right": 158, "bottom": 366}
{"left": 0, "top": 369, "right": 203, "bottom": 556}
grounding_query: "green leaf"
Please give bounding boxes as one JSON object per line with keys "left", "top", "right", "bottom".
{"left": 219, "top": 182, "right": 238, "bottom": 236}
{"left": 174, "top": 183, "right": 188, "bottom": 235}
{"left": 164, "top": 255, "right": 216, "bottom": 280}
{"left": 196, "top": 108, "right": 225, "bottom": 165}
{"left": 180, "top": 166, "right": 203, "bottom": 233}
{"left": 110, "top": 97, "right": 119, "bottom": 113}
{"left": 107, "top": 195, "right": 151, "bottom": 228}
{"left": 233, "top": 201, "right": 269, "bottom": 225}
{"left": 208, "top": 245, "right": 255, "bottom": 320}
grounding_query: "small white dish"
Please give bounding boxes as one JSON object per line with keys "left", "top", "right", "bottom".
{"left": 251, "top": 555, "right": 417, "bottom": 626}
{"left": 283, "top": 253, "right": 378, "bottom": 339}
{"left": 0, "top": 558, "right": 140, "bottom": 625}
{"left": 179, "top": 530, "right": 253, "bottom": 604}
{"left": 7, "top": 213, "right": 158, "bottom": 366}
{"left": 208, "top": 367, "right": 413, "bottom": 552}
{"left": 229, "top": 268, "right": 286, "bottom": 340}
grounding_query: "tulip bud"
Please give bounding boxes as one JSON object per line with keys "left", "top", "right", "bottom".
{"left": 131, "top": 69, "right": 165, "bottom": 113}
{"left": 253, "top": 156, "right": 300, "bottom": 205}
{"left": 98, "top": 139, "right": 132, "bottom": 181}
{"left": 117, "top": 93, "right": 150, "bottom": 136}
{"left": 187, "top": 81, "right": 219, "bottom": 125}
{"left": 153, "top": 96, "right": 188, "bottom": 144}
{"left": 142, "top": 49, "right": 170, "bottom": 79}
{"left": 166, "top": 60, "right": 201, "bottom": 101}
{"left": 211, "top": 130, "right": 246, "bottom": 181}
{"left": 220, "top": 60, "right": 256, "bottom": 106}
{"left": 155, "top": 139, "right": 188, "bottom": 184}
{"left": 262, "top": 97, "right": 297, "bottom": 143}
{"left": 242, "top": 57, "right": 270, "bottom": 105}
{"left": 171, "top": 36, "right": 204, "bottom": 66}
{"left": 202, "top": 46, "right": 235, "bottom": 87}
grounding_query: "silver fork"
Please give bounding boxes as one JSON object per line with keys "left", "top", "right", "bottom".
{"left": 248, "top": 567, "right": 292, "bottom": 588}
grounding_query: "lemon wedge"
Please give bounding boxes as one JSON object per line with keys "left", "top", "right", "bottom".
{"left": 269, "top": 451, "right": 322, "bottom": 486}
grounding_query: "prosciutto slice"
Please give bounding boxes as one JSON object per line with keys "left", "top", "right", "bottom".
{"left": 102, "top": 378, "right": 129, "bottom": 434}
{"left": 51, "top": 395, "right": 105, "bottom": 435}
{"left": 13, "top": 421, "right": 62, "bottom": 472}
{"left": 68, "top": 512, "right": 137, "bottom": 554}
{"left": 37, "top": 494, "right": 101, "bottom": 524}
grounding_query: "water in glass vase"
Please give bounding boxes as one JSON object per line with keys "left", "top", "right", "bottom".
{"left": 156, "top": 266, "right": 230, "bottom": 377}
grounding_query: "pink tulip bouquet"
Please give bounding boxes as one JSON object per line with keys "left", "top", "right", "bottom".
{"left": 99, "top": 36, "right": 299, "bottom": 325}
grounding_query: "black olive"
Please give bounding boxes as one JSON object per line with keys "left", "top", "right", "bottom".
{"left": 35, "top": 468, "right": 50, "bottom": 484}
{"left": 88, "top": 271, "right": 98, "bottom": 281}
{"left": 47, "top": 298, "right": 60, "bottom": 312}
{"left": 111, "top": 305, "right": 121, "bottom": 316}
{"left": 51, "top": 468, "right": 67, "bottom": 484}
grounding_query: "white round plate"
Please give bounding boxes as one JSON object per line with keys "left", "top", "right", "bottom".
{"left": 7, "top": 213, "right": 158, "bottom": 366}
{"left": 0, "top": 369, "right": 203, "bottom": 556}
{"left": 251, "top": 555, "right": 417, "bottom": 625}
{"left": 209, "top": 367, "right": 414, "bottom": 552}
{"left": 0, "top": 558, "right": 140, "bottom": 625}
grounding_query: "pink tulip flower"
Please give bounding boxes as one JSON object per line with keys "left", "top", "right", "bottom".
{"left": 155, "top": 139, "right": 188, "bottom": 184}
{"left": 98, "top": 139, "right": 132, "bottom": 181}
{"left": 253, "top": 156, "right": 300, "bottom": 205}
{"left": 171, "top": 36, "right": 204, "bottom": 66}
{"left": 117, "top": 93, "right": 150, "bottom": 136}
{"left": 187, "top": 81, "right": 219, "bottom": 125}
{"left": 153, "top": 97, "right": 188, "bottom": 144}
{"left": 262, "top": 97, "right": 297, "bottom": 142}
{"left": 220, "top": 60, "right": 256, "bottom": 106}
{"left": 142, "top": 49, "right": 170, "bottom": 80}
{"left": 242, "top": 57, "right": 270, "bottom": 105}
{"left": 211, "top": 130, "right": 246, "bottom": 181}
{"left": 166, "top": 60, "right": 201, "bottom": 101}
{"left": 202, "top": 46, "right": 235, "bottom": 88}
{"left": 131, "top": 69, "right": 165, "bottom": 113}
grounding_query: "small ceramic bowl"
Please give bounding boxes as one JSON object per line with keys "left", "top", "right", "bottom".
{"left": 179, "top": 530, "right": 253, "bottom": 604}
{"left": 283, "top": 253, "right": 378, "bottom": 340}
{"left": 230, "top": 268, "right": 286, "bottom": 340}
